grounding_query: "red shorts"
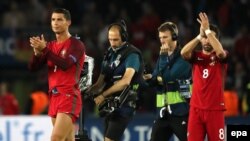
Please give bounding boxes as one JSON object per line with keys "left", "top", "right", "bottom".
{"left": 48, "top": 92, "right": 82, "bottom": 123}
{"left": 188, "top": 106, "right": 225, "bottom": 141}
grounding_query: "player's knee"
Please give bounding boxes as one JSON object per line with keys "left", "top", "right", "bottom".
{"left": 51, "top": 133, "right": 65, "bottom": 141}
{"left": 65, "top": 131, "right": 74, "bottom": 141}
{"left": 104, "top": 137, "right": 114, "bottom": 141}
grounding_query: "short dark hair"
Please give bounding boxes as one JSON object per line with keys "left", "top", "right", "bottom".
{"left": 158, "top": 22, "right": 178, "bottom": 36}
{"left": 209, "top": 24, "right": 220, "bottom": 39}
{"left": 52, "top": 8, "right": 71, "bottom": 21}
{"left": 158, "top": 22, "right": 178, "bottom": 41}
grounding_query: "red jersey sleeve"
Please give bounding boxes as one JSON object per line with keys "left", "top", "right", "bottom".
{"left": 41, "top": 39, "right": 85, "bottom": 71}
{"left": 28, "top": 53, "right": 47, "bottom": 71}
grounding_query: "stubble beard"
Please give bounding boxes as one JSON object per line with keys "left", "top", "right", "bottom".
{"left": 203, "top": 45, "right": 213, "bottom": 52}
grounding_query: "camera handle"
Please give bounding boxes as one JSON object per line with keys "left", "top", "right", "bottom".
{"left": 114, "top": 85, "right": 131, "bottom": 108}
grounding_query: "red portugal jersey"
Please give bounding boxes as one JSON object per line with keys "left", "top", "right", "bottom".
{"left": 29, "top": 37, "right": 85, "bottom": 96}
{"left": 46, "top": 37, "right": 85, "bottom": 95}
{"left": 189, "top": 51, "right": 228, "bottom": 110}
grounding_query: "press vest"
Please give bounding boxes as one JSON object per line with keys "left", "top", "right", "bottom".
{"left": 102, "top": 43, "right": 144, "bottom": 94}
{"left": 154, "top": 47, "right": 192, "bottom": 107}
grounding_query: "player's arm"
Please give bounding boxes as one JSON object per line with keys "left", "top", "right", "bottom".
{"left": 198, "top": 12, "right": 226, "bottom": 59}
{"left": 31, "top": 35, "right": 85, "bottom": 70}
{"left": 28, "top": 54, "right": 47, "bottom": 71}
{"left": 28, "top": 36, "right": 47, "bottom": 71}
{"left": 181, "top": 26, "right": 204, "bottom": 60}
{"left": 181, "top": 38, "right": 200, "bottom": 60}
{"left": 42, "top": 42, "right": 84, "bottom": 71}
{"left": 205, "top": 31, "right": 226, "bottom": 58}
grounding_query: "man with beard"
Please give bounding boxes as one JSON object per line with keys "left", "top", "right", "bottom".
{"left": 181, "top": 12, "right": 228, "bottom": 141}
{"left": 29, "top": 8, "right": 85, "bottom": 141}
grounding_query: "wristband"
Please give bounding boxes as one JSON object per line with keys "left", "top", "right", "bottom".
{"left": 101, "top": 94, "right": 105, "bottom": 98}
{"left": 205, "top": 29, "right": 212, "bottom": 35}
{"left": 196, "top": 35, "right": 202, "bottom": 41}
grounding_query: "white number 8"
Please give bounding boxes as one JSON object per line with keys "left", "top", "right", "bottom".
{"left": 203, "top": 69, "right": 209, "bottom": 78}
{"left": 219, "top": 128, "right": 224, "bottom": 140}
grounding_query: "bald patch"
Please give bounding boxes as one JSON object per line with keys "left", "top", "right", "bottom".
{"left": 109, "top": 25, "right": 121, "bottom": 32}
{"left": 108, "top": 25, "right": 121, "bottom": 38}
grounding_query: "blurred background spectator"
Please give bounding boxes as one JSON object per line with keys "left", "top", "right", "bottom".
{"left": 0, "top": 0, "right": 249, "bottom": 116}
{"left": 0, "top": 81, "right": 20, "bottom": 115}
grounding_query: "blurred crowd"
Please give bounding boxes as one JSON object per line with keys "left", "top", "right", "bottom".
{"left": 0, "top": 0, "right": 249, "bottom": 116}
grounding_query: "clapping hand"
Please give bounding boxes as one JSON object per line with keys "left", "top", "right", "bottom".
{"left": 197, "top": 12, "right": 210, "bottom": 31}
{"left": 30, "top": 34, "right": 47, "bottom": 55}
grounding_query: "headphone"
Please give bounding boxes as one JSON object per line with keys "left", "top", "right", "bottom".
{"left": 108, "top": 20, "right": 128, "bottom": 42}
{"left": 161, "top": 22, "right": 178, "bottom": 41}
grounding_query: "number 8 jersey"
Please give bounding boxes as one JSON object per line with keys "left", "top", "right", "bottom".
{"left": 189, "top": 51, "right": 228, "bottom": 110}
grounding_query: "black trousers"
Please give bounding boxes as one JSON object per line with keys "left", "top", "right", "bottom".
{"left": 103, "top": 108, "right": 134, "bottom": 141}
{"left": 150, "top": 113, "right": 188, "bottom": 141}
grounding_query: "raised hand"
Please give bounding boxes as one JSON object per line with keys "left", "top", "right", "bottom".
{"left": 160, "top": 43, "right": 170, "bottom": 55}
{"left": 197, "top": 12, "right": 210, "bottom": 31}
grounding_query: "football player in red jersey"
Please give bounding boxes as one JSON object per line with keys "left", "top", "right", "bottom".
{"left": 181, "top": 12, "right": 228, "bottom": 141}
{"left": 29, "top": 8, "right": 85, "bottom": 141}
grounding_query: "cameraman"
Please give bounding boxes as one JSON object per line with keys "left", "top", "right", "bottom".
{"left": 86, "top": 20, "right": 144, "bottom": 141}
{"left": 144, "top": 22, "right": 191, "bottom": 141}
